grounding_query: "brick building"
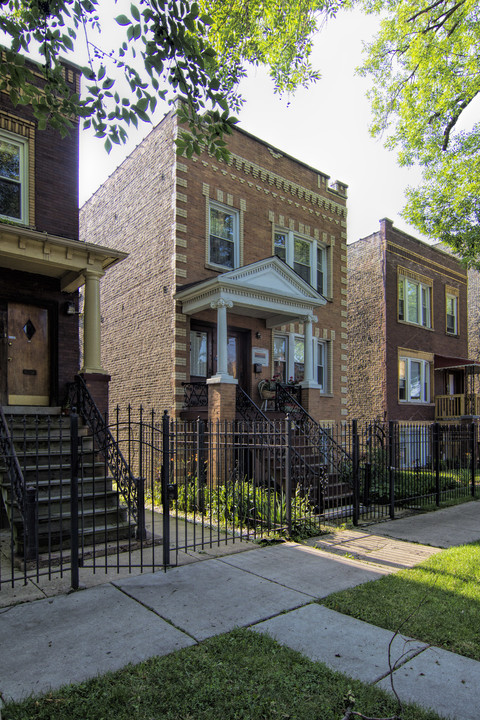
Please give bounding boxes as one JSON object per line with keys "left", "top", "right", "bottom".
{"left": 347, "top": 219, "right": 476, "bottom": 425}
{"left": 80, "top": 109, "right": 348, "bottom": 423}
{"left": 0, "top": 55, "right": 126, "bottom": 413}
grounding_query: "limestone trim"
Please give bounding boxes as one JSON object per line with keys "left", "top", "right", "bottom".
{"left": 200, "top": 152, "right": 346, "bottom": 218}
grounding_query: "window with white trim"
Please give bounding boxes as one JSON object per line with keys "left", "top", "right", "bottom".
{"left": 399, "top": 356, "right": 431, "bottom": 403}
{"left": 273, "top": 333, "right": 330, "bottom": 391}
{"left": 398, "top": 274, "right": 432, "bottom": 328}
{"left": 274, "top": 229, "right": 327, "bottom": 295}
{"left": 316, "top": 340, "right": 327, "bottom": 391}
{"left": 0, "top": 130, "right": 28, "bottom": 223}
{"left": 208, "top": 202, "right": 239, "bottom": 270}
{"left": 446, "top": 292, "right": 458, "bottom": 335}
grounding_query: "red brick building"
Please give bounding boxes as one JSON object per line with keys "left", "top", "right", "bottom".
{"left": 0, "top": 56, "right": 125, "bottom": 412}
{"left": 347, "top": 219, "right": 475, "bottom": 425}
{"left": 80, "top": 109, "right": 348, "bottom": 423}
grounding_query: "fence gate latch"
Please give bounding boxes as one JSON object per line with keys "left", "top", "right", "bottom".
{"left": 167, "top": 484, "right": 178, "bottom": 501}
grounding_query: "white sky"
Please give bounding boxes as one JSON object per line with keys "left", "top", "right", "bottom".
{"left": 78, "top": 6, "right": 428, "bottom": 244}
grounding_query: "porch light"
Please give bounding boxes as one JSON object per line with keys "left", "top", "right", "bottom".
{"left": 65, "top": 300, "right": 79, "bottom": 315}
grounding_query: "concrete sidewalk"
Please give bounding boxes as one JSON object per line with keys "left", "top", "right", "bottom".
{"left": 1, "top": 501, "right": 479, "bottom": 720}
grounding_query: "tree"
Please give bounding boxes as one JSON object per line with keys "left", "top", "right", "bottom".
{"left": 0, "top": 0, "right": 344, "bottom": 159}
{"left": 358, "top": 0, "right": 480, "bottom": 266}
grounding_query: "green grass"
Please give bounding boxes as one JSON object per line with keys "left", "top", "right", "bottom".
{"left": 322, "top": 541, "right": 480, "bottom": 660}
{"left": 3, "top": 629, "right": 444, "bottom": 720}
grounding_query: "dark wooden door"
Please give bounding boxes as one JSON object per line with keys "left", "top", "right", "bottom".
{"left": 226, "top": 329, "right": 249, "bottom": 392}
{"left": 7, "top": 303, "right": 50, "bottom": 405}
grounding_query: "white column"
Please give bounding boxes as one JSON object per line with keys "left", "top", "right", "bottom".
{"left": 207, "top": 298, "right": 237, "bottom": 384}
{"left": 82, "top": 270, "right": 106, "bottom": 374}
{"left": 301, "top": 314, "right": 318, "bottom": 388}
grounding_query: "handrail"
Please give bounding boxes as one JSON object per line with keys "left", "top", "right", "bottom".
{"left": 235, "top": 385, "right": 325, "bottom": 490}
{"left": 68, "top": 376, "right": 141, "bottom": 525}
{"left": 275, "top": 383, "right": 352, "bottom": 470}
{"left": 0, "top": 406, "right": 26, "bottom": 518}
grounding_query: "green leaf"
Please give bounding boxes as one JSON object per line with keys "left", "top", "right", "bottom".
{"left": 115, "top": 14, "right": 131, "bottom": 26}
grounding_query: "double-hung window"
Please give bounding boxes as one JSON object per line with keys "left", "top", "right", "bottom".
{"left": 274, "top": 333, "right": 330, "bottom": 391}
{"left": 208, "top": 202, "right": 239, "bottom": 270}
{"left": 274, "top": 229, "right": 327, "bottom": 295}
{"left": 0, "top": 131, "right": 28, "bottom": 224}
{"left": 398, "top": 272, "right": 432, "bottom": 328}
{"left": 446, "top": 291, "right": 458, "bottom": 335}
{"left": 316, "top": 340, "right": 327, "bottom": 391}
{"left": 399, "top": 356, "right": 431, "bottom": 403}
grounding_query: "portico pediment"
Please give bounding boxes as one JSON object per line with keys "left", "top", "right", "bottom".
{"left": 176, "top": 256, "right": 326, "bottom": 326}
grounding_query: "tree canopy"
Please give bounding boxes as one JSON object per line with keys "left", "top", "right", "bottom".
{"left": 359, "top": 0, "right": 480, "bottom": 265}
{"left": 0, "top": 0, "right": 344, "bottom": 159}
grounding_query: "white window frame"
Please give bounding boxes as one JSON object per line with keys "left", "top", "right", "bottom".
{"left": 398, "top": 274, "right": 432, "bottom": 328}
{"left": 274, "top": 332, "right": 330, "bottom": 392}
{"left": 316, "top": 340, "right": 328, "bottom": 392}
{"left": 446, "top": 292, "right": 458, "bottom": 335}
{"left": 208, "top": 201, "right": 239, "bottom": 270}
{"left": 0, "top": 129, "right": 29, "bottom": 224}
{"left": 274, "top": 229, "right": 327, "bottom": 294}
{"left": 399, "top": 356, "right": 431, "bottom": 404}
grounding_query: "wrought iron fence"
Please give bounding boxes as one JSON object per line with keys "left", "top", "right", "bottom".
{"left": 1, "top": 409, "right": 478, "bottom": 593}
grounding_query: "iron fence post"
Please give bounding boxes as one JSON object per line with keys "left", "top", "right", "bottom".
{"left": 162, "top": 411, "right": 171, "bottom": 568}
{"left": 196, "top": 418, "right": 205, "bottom": 512}
{"left": 433, "top": 422, "right": 440, "bottom": 506}
{"left": 70, "top": 410, "right": 79, "bottom": 590}
{"left": 352, "top": 420, "right": 359, "bottom": 525}
{"left": 136, "top": 477, "right": 146, "bottom": 540}
{"left": 471, "top": 422, "right": 476, "bottom": 498}
{"left": 24, "top": 485, "right": 37, "bottom": 563}
{"left": 285, "top": 416, "right": 292, "bottom": 536}
{"left": 388, "top": 421, "right": 395, "bottom": 519}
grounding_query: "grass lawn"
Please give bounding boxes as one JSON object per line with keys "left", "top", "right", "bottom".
{"left": 3, "top": 629, "right": 443, "bottom": 720}
{"left": 322, "top": 541, "right": 480, "bottom": 661}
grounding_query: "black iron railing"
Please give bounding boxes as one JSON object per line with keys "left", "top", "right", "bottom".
{"left": 275, "top": 383, "right": 352, "bottom": 474}
{"left": 182, "top": 382, "right": 208, "bottom": 408}
{"left": 0, "top": 406, "right": 25, "bottom": 515}
{"left": 236, "top": 385, "right": 269, "bottom": 422}
{"left": 235, "top": 385, "right": 327, "bottom": 497}
{"left": 68, "top": 376, "right": 144, "bottom": 533}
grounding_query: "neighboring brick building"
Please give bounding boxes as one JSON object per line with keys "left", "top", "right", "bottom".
{"left": 348, "top": 218, "right": 475, "bottom": 424}
{"left": 80, "top": 109, "right": 349, "bottom": 423}
{"left": 0, "top": 54, "right": 125, "bottom": 412}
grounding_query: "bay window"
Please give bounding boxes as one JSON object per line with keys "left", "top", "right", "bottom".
{"left": 274, "top": 333, "right": 330, "bottom": 392}
{"left": 398, "top": 273, "right": 432, "bottom": 328}
{"left": 274, "top": 229, "right": 328, "bottom": 295}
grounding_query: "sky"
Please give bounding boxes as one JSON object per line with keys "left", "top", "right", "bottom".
{"left": 78, "top": 6, "right": 428, "bottom": 245}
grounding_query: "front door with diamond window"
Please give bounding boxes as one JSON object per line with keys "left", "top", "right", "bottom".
{"left": 7, "top": 303, "right": 50, "bottom": 405}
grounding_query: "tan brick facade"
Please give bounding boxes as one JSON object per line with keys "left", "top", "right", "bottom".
{"left": 81, "top": 112, "right": 347, "bottom": 422}
{"left": 348, "top": 219, "right": 469, "bottom": 423}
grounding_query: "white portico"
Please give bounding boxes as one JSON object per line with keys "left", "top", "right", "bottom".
{"left": 176, "top": 256, "right": 326, "bottom": 388}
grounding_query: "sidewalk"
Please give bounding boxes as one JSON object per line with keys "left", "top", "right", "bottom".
{"left": 1, "top": 501, "right": 479, "bottom": 720}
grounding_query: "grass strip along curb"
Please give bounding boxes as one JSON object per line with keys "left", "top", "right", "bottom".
{"left": 322, "top": 541, "right": 480, "bottom": 661}
{"left": 3, "top": 629, "right": 442, "bottom": 720}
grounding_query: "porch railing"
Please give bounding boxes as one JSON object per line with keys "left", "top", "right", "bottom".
{"left": 275, "top": 383, "right": 353, "bottom": 473}
{"left": 182, "top": 382, "right": 208, "bottom": 408}
{"left": 435, "top": 394, "right": 480, "bottom": 419}
{"left": 68, "top": 375, "right": 145, "bottom": 536}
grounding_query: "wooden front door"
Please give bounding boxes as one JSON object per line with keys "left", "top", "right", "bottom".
{"left": 6, "top": 303, "right": 50, "bottom": 406}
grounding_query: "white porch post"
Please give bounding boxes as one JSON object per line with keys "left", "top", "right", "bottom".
{"left": 301, "top": 314, "right": 318, "bottom": 388}
{"left": 82, "top": 270, "right": 105, "bottom": 373}
{"left": 207, "top": 298, "right": 236, "bottom": 384}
